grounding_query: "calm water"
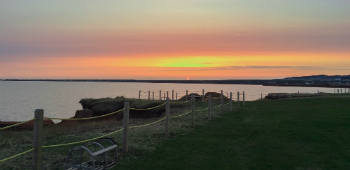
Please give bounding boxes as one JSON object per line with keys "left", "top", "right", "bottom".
{"left": 0, "top": 81, "right": 344, "bottom": 122}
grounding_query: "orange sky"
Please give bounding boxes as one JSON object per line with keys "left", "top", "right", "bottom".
{"left": 1, "top": 1, "right": 350, "bottom": 79}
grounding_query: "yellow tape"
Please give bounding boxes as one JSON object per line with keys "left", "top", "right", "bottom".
{"left": 129, "top": 102, "right": 166, "bottom": 110}
{"left": 43, "top": 128, "right": 124, "bottom": 148}
{"left": 0, "top": 148, "right": 35, "bottom": 162}
{"left": 171, "top": 110, "right": 192, "bottom": 118}
{"left": 44, "top": 108, "right": 125, "bottom": 121}
{"left": 0, "top": 118, "right": 36, "bottom": 130}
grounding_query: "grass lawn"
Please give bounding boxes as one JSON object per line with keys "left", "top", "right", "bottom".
{"left": 116, "top": 97, "right": 350, "bottom": 170}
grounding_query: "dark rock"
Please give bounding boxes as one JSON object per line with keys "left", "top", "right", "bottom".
{"left": 178, "top": 92, "right": 230, "bottom": 101}
{"left": 74, "top": 109, "right": 93, "bottom": 118}
{"left": 0, "top": 119, "right": 54, "bottom": 130}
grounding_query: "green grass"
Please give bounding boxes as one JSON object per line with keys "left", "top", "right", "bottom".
{"left": 115, "top": 97, "right": 350, "bottom": 170}
{"left": 2, "top": 96, "right": 350, "bottom": 169}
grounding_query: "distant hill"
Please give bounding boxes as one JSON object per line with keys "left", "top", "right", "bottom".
{"left": 283, "top": 75, "right": 350, "bottom": 81}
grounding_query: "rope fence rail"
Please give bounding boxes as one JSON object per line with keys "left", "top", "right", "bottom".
{"left": 195, "top": 107, "right": 209, "bottom": 112}
{"left": 170, "top": 100, "right": 191, "bottom": 104}
{"left": 42, "top": 128, "right": 124, "bottom": 148}
{"left": 44, "top": 108, "right": 125, "bottom": 121}
{"left": 171, "top": 110, "right": 192, "bottom": 118}
{"left": 129, "top": 102, "right": 166, "bottom": 110}
{"left": 129, "top": 117, "right": 166, "bottom": 129}
{"left": 0, "top": 148, "right": 35, "bottom": 163}
{"left": 0, "top": 118, "right": 36, "bottom": 130}
{"left": 1, "top": 89, "right": 248, "bottom": 169}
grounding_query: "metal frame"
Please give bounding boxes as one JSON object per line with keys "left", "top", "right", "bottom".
{"left": 64, "top": 138, "right": 118, "bottom": 170}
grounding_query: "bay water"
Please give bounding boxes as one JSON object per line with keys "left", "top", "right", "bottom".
{"left": 0, "top": 81, "right": 341, "bottom": 122}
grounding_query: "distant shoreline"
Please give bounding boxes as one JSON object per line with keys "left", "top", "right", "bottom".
{"left": 1, "top": 79, "right": 350, "bottom": 88}
{"left": 263, "top": 84, "right": 350, "bottom": 88}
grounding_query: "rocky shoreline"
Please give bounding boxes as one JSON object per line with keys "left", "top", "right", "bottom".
{"left": 1, "top": 93, "right": 228, "bottom": 130}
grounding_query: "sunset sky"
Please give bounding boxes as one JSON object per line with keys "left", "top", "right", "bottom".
{"left": 1, "top": 0, "right": 349, "bottom": 79}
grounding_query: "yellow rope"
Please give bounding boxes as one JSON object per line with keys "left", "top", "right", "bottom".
{"left": 129, "top": 102, "right": 166, "bottom": 110}
{"left": 170, "top": 100, "right": 191, "bottom": 104}
{"left": 43, "top": 128, "right": 124, "bottom": 148}
{"left": 0, "top": 148, "right": 35, "bottom": 162}
{"left": 43, "top": 115, "right": 167, "bottom": 148}
{"left": 129, "top": 117, "right": 166, "bottom": 129}
{"left": 195, "top": 107, "right": 209, "bottom": 112}
{"left": 171, "top": 110, "right": 192, "bottom": 118}
{"left": 216, "top": 104, "right": 223, "bottom": 108}
{"left": 44, "top": 108, "right": 125, "bottom": 121}
{"left": 0, "top": 118, "right": 36, "bottom": 130}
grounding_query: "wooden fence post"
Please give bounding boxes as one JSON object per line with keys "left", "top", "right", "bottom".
{"left": 230, "top": 92, "right": 232, "bottom": 111}
{"left": 208, "top": 95, "right": 211, "bottom": 120}
{"left": 152, "top": 91, "right": 154, "bottom": 100}
{"left": 33, "top": 109, "right": 44, "bottom": 170}
{"left": 186, "top": 90, "right": 188, "bottom": 101}
{"left": 243, "top": 91, "right": 245, "bottom": 107}
{"left": 220, "top": 90, "right": 223, "bottom": 115}
{"left": 167, "top": 91, "right": 169, "bottom": 98}
{"left": 176, "top": 93, "right": 177, "bottom": 100}
{"left": 165, "top": 97, "right": 170, "bottom": 137}
{"left": 139, "top": 90, "right": 141, "bottom": 99}
{"left": 202, "top": 89, "right": 204, "bottom": 102}
{"left": 123, "top": 102, "right": 129, "bottom": 153}
{"left": 237, "top": 92, "right": 240, "bottom": 108}
{"left": 192, "top": 95, "right": 195, "bottom": 127}
{"left": 172, "top": 90, "right": 174, "bottom": 100}
{"left": 261, "top": 93, "right": 263, "bottom": 100}
{"left": 148, "top": 91, "right": 150, "bottom": 100}
{"left": 298, "top": 91, "right": 300, "bottom": 98}
{"left": 164, "top": 93, "right": 165, "bottom": 100}
{"left": 159, "top": 90, "right": 161, "bottom": 100}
